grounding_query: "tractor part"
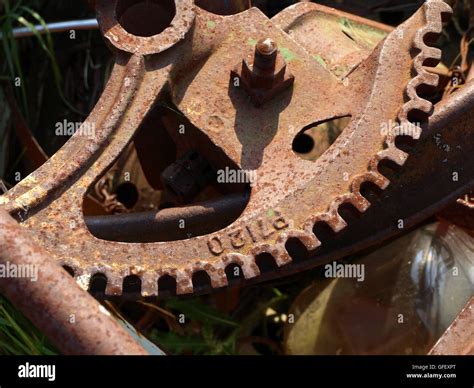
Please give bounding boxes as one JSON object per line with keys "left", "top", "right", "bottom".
{"left": 1, "top": 0, "right": 464, "bottom": 303}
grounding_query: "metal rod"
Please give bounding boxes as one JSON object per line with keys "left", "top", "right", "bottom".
{"left": 0, "top": 19, "right": 99, "bottom": 40}
{"left": 0, "top": 207, "right": 148, "bottom": 355}
{"left": 86, "top": 192, "right": 250, "bottom": 243}
{"left": 427, "top": 78, "right": 474, "bottom": 132}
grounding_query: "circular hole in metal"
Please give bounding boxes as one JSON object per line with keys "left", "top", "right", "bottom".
{"left": 115, "top": 182, "right": 139, "bottom": 209}
{"left": 116, "top": 0, "right": 176, "bottom": 37}
{"left": 293, "top": 116, "right": 352, "bottom": 161}
{"left": 292, "top": 133, "right": 314, "bottom": 154}
{"left": 195, "top": 0, "right": 250, "bottom": 15}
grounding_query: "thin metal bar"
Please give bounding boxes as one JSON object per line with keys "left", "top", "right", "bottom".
{"left": 0, "top": 19, "right": 99, "bottom": 40}
{"left": 86, "top": 192, "right": 250, "bottom": 243}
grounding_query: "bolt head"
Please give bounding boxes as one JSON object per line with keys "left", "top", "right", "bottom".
{"left": 256, "top": 38, "right": 277, "bottom": 56}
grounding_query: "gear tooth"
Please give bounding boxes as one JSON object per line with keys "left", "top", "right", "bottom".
{"left": 307, "top": 213, "right": 340, "bottom": 234}
{"left": 351, "top": 173, "right": 370, "bottom": 193}
{"left": 367, "top": 171, "right": 390, "bottom": 190}
{"left": 105, "top": 272, "right": 123, "bottom": 296}
{"left": 399, "top": 0, "right": 451, "bottom": 130}
{"left": 371, "top": 171, "right": 390, "bottom": 189}
{"left": 176, "top": 271, "right": 193, "bottom": 295}
{"left": 390, "top": 122, "right": 421, "bottom": 140}
{"left": 438, "top": 2, "right": 454, "bottom": 20}
{"left": 408, "top": 69, "right": 439, "bottom": 93}
{"left": 225, "top": 253, "right": 260, "bottom": 279}
{"left": 369, "top": 154, "right": 383, "bottom": 172}
{"left": 275, "top": 249, "right": 292, "bottom": 267}
{"left": 210, "top": 272, "right": 228, "bottom": 289}
{"left": 141, "top": 273, "right": 158, "bottom": 297}
{"left": 425, "top": 0, "right": 452, "bottom": 25}
{"left": 279, "top": 230, "right": 320, "bottom": 251}
{"left": 378, "top": 147, "right": 408, "bottom": 167}
{"left": 346, "top": 192, "right": 370, "bottom": 213}
{"left": 331, "top": 194, "right": 368, "bottom": 218}
{"left": 328, "top": 211, "right": 347, "bottom": 232}
{"left": 350, "top": 175, "right": 365, "bottom": 194}
{"left": 306, "top": 213, "right": 326, "bottom": 226}
{"left": 203, "top": 264, "right": 228, "bottom": 288}
{"left": 425, "top": 47, "right": 442, "bottom": 61}
{"left": 273, "top": 253, "right": 290, "bottom": 267}
{"left": 351, "top": 192, "right": 371, "bottom": 212}
{"left": 352, "top": 171, "right": 390, "bottom": 198}
{"left": 403, "top": 98, "right": 433, "bottom": 115}
{"left": 242, "top": 260, "right": 260, "bottom": 279}
{"left": 303, "top": 222, "right": 323, "bottom": 246}
{"left": 251, "top": 244, "right": 291, "bottom": 267}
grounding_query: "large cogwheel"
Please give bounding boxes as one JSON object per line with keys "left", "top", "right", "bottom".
{"left": 1, "top": 0, "right": 452, "bottom": 296}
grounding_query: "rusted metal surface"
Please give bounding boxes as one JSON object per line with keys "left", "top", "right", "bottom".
{"left": 429, "top": 298, "right": 474, "bottom": 355}
{"left": 272, "top": 2, "right": 393, "bottom": 78}
{"left": 0, "top": 0, "right": 457, "bottom": 299}
{"left": 118, "top": 74, "right": 472, "bottom": 292}
{"left": 245, "top": 78, "right": 474, "bottom": 287}
{"left": 96, "top": 0, "right": 196, "bottom": 55}
{"left": 0, "top": 208, "right": 148, "bottom": 355}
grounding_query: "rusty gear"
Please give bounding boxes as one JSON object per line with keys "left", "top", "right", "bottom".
{"left": 0, "top": 0, "right": 456, "bottom": 297}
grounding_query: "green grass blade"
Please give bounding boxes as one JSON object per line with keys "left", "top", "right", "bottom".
{"left": 166, "top": 298, "right": 240, "bottom": 328}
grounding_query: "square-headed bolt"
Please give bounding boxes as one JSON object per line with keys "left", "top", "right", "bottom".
{"left": 231, "top": 38, "right": 295, "bottom": 106}
{"left": 161, "top": 151, "right": 213, "bottom": 204}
